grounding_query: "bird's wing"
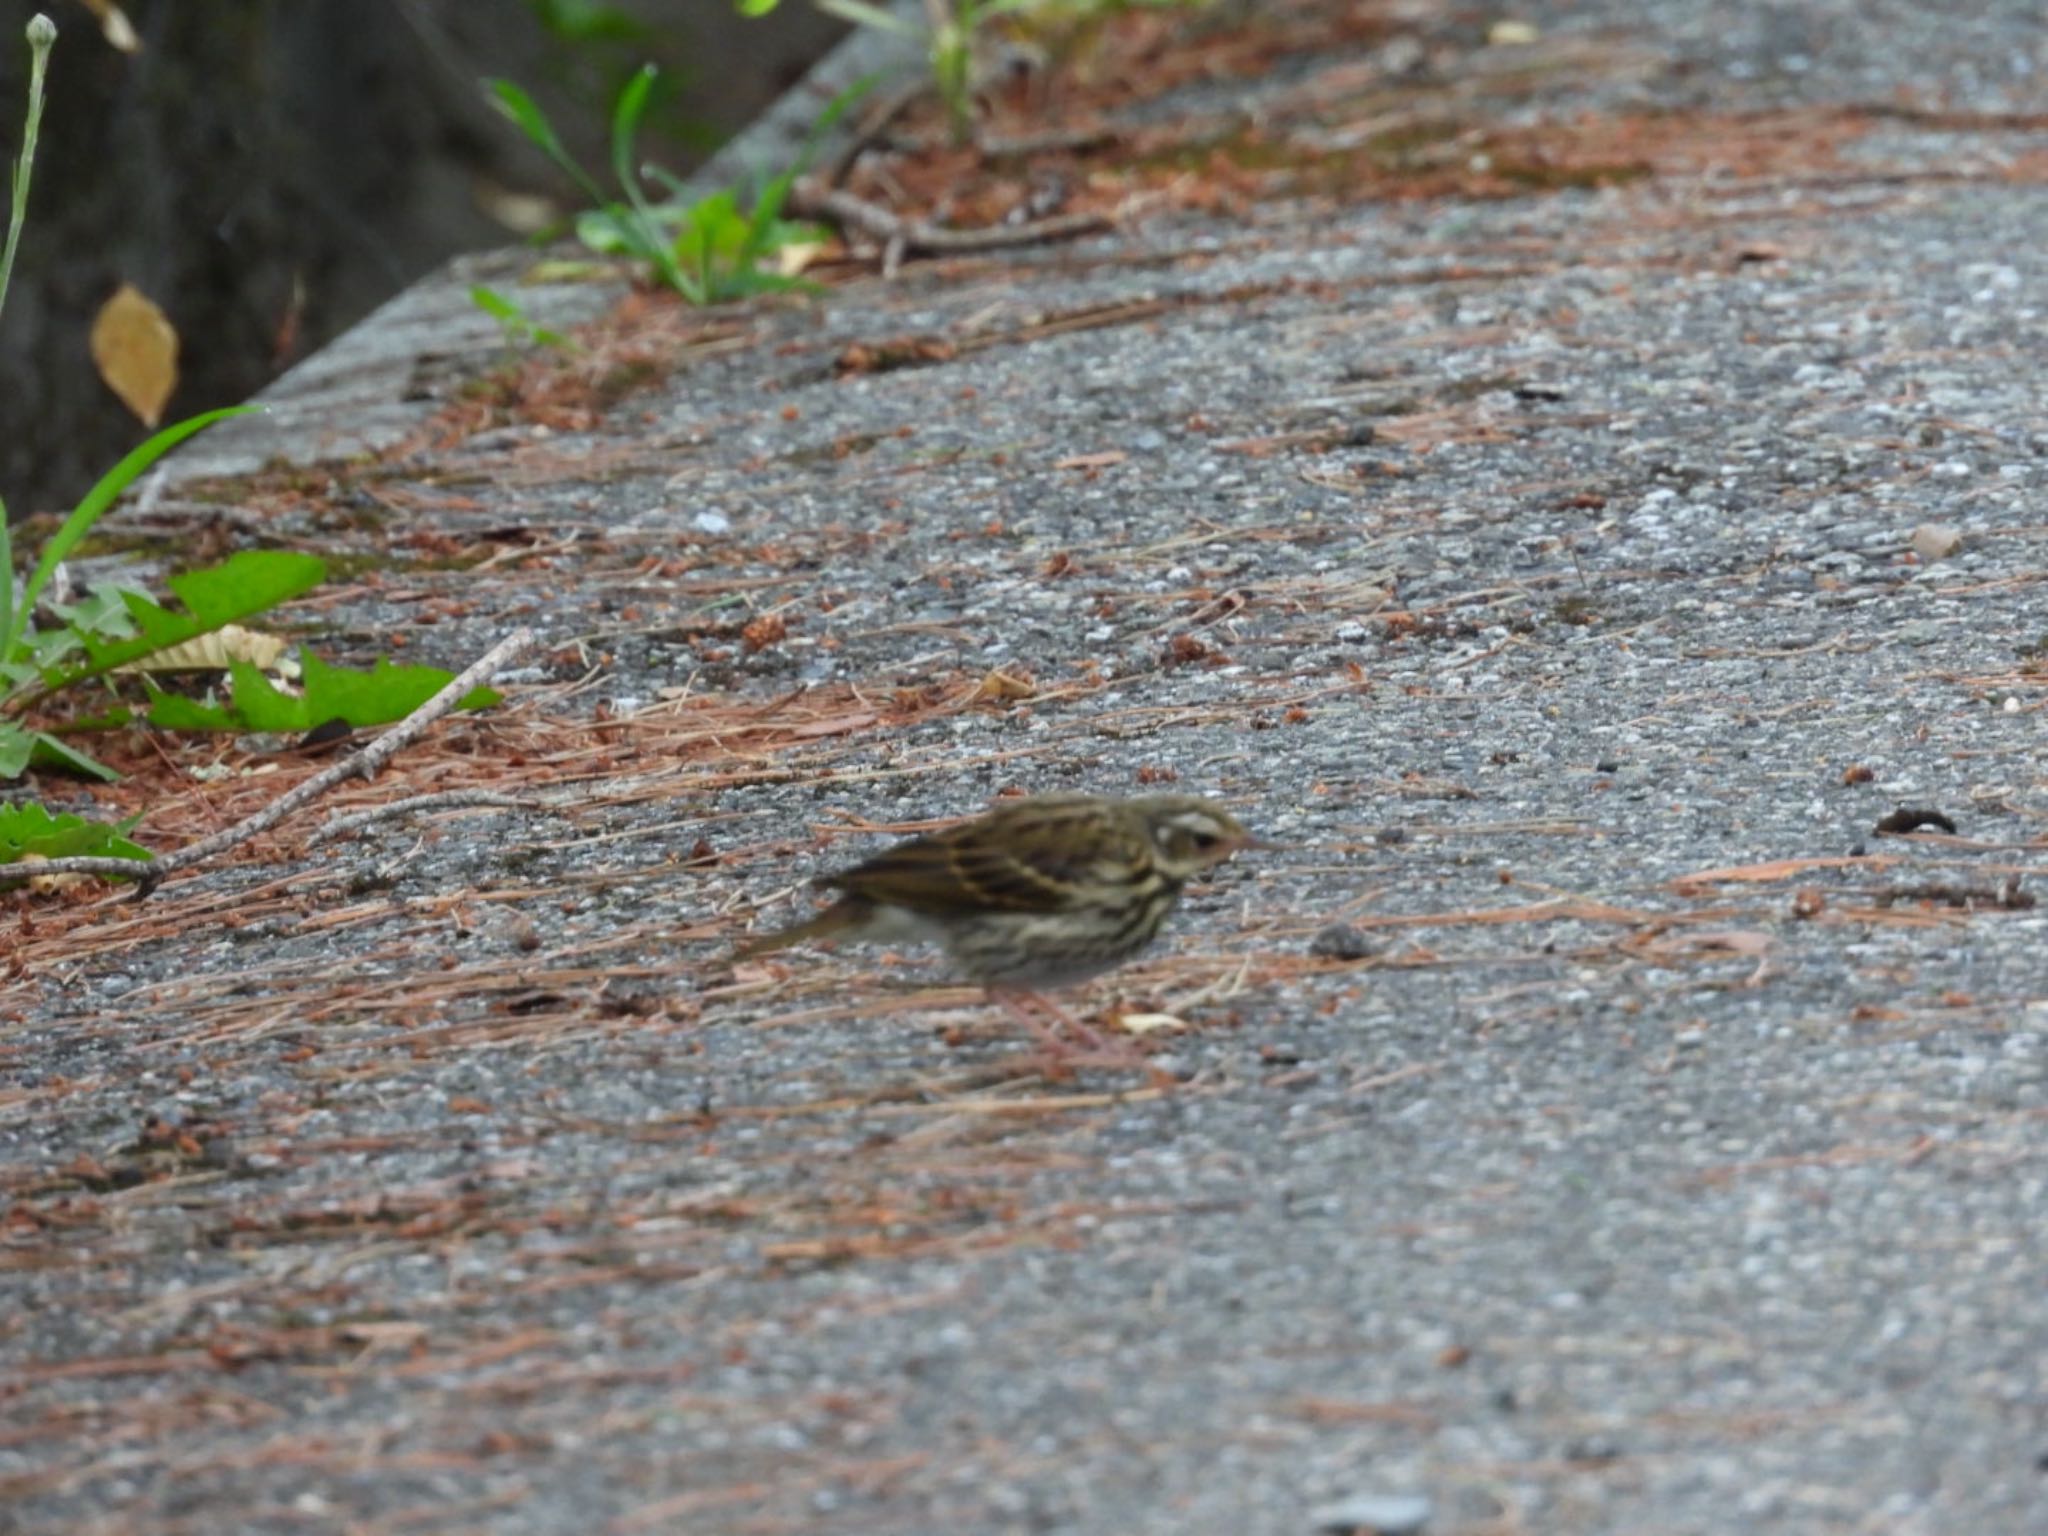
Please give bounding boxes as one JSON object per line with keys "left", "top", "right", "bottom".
{"left": 826, "top": 798, "right": 1151, "bottom": 915}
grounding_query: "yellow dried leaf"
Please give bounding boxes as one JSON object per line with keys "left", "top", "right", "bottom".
{"left": 473, "top": 178, "right": 558, "bottom": 236}
{"left": 776, "top": 240, "right": 830, "bottom": 278}
{"left": 117, "top": 624, "right": 292, "bottom": 675}
{"left": 15, "top": 853, "right": 88, "bottom": 896}
{"left": 75, "top": 0, "right": 141, "bottom": 52}
{"left": 974, "top": 669, "right": 1036, "bottom": 702}
{"left": 1113, "top": 1011, "right": 1189, "bottom": 1036}
{"left": 90, "top": 283, "right": 178, "bottom": 426}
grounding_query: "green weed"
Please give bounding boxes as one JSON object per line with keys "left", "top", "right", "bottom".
{"left": 489, "top": 66, "right": 826, "bottom": 305}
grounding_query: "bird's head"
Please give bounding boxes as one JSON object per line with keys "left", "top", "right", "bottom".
{"left": 1133, "top": 796, "right": 1255, "bottom": 879}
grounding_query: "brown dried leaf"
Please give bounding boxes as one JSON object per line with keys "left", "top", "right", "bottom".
{"left": 1166, "top": 632, "right": 1226, "bottom": 666}
{"left": 741, "top": 613, "right": 788, "bottom": 653}
{"left": 835, "top": 336, "right": 956, "bottom": 374}
{"left": 90, "top": 283, "right": 179, "bottom": 426}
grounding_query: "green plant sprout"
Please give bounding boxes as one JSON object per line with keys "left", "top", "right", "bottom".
{"left": 489, "top": 65, "right": 825, "bottom": 305}
{"left": 470, "top": 283, "right": 573, "bottom": 350}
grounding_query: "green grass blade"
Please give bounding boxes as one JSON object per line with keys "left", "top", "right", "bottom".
{"left": 0, "top": 719, "right": 31, "bottom": 778}
{"left": 487, "top": 78, "right": 617, "bottom": 213}
{"left": 9, "top": 404, "right": 258, "bottom": 659}
{"left": 606, "top": 67, "right": 692, "bottom": 295}
{"left": 470, "top": 284, "right": 520, "bottom": 322}
{"left": 27, "top": 731, "right": 117, "bottom": 781}
{"left": 608, "top": 64, "right": 659, "bottom": 198}
{"left": 813, "top": 0, "right": 914, "bottom": 33}
{"left": 490, "top": 78, "right": 571, "bottom": 164}
{"left": 0, "top": 510, "right": 15, "bottom": 667}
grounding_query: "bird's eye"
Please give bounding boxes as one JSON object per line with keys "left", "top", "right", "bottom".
{"left": 1190, "top": 830, "right": 1220, "bottom": 850}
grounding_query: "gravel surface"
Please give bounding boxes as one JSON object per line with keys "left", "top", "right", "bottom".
{"left": 4, "top": 3, "right": 2047, "bottom": 1534}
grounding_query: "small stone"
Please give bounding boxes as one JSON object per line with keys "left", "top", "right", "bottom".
{"left": 1374, "top": 35, "right": 1426, "bottom": 75}
{"left": 693, "top": 509, "right": 733, "bottom": 535}
{"left": 1313, "top": 1492, "right": 1433, "bottom": 1534}
{"left": 1910, "top": 522, "right": 1963, "bottom": 561}
{"left": 1309, "top": 923, "right": 1375, "bottom": 961}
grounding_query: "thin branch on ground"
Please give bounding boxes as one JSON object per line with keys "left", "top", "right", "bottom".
{"left": 312, "top": 789, "right": 542, "bottom": 845}
{"left": 815, "top": 78, "right": 931, "bottom": 188}
{"left": 790, "top": 176, "right": 1110, "bottom": 268}
{"left": 7, "top": 628, "right": 534, "bottom": 897}
{"left": 978, "top": 124, "right": 1123, "bottom": 157}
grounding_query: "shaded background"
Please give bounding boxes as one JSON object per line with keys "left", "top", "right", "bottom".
{"left": 0, "top": 0, "right": 844, "bottom": 519}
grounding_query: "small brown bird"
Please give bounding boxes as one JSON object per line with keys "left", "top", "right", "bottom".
{"left": 735, "top": 793, "right": 1255, "bottom": 1051}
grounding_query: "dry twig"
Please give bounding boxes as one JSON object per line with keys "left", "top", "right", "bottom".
{"left": 312, "top": 788, "right": 541, "bottom": 845}
{"left": 8, "top": 628, "right": 533, "bottom": 897}
{"left": 790, "top": 175, "right": 1110, "bottom": 270}
{"left": 815, "top": 77, "right": 930, "bottom": 188}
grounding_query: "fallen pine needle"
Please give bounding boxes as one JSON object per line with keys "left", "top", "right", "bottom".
{"left": 862, "top": 1089, "right": 1169, "bottom": 1115}
{"left": 1671, "top": 855, "right": 1896, "bottom": 888}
